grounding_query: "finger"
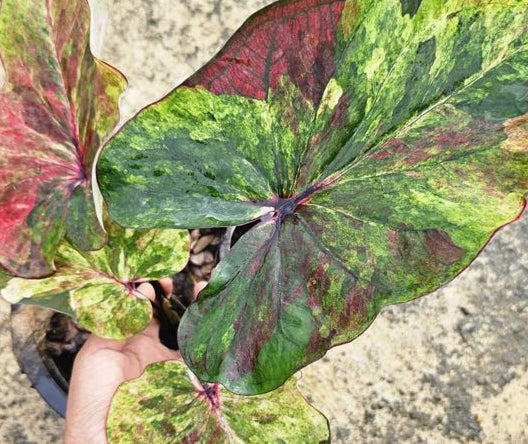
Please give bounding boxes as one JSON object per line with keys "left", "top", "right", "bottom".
{"left": 194, "top": 281, "right": 208, "bottom": 298}
{"left": 159, "top": 277, "right": 173, "bottom": 296}
{"left": 135, "top": 283, "right": 161, "bottom": 334}
{"left": 136, "top": 282, "right": 156, "bottom": 302}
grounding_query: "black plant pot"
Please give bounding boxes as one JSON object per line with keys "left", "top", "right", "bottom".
{"left": 8, "top": 283, "right": 186, "bottom": 419}
{"left": 10, "top": 304, "right": 70, "bottom": 418}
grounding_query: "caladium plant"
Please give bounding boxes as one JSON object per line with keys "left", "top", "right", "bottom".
{"left": 107, "top": 359, "right": 330, "bottom": 444}
{"left": 1, "top": 219, "right": 190, "bottom": 338}
{"left": 1, "top": 0, "right": 528, "bottom": 441}
{"left": 0, "top": 0, "right": 126, "bottom": 278}
{"left": 0, "top": 0, "right": 332, "bottom": 442}
{"left": 99, "top": 0, "right": 528, "bottom": 395}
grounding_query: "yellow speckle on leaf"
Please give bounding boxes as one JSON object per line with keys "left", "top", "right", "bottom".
{"left": 319, "top": 324, "right": 330, "bottom": 338}
{"left": 365, "top": 47, "right": 386, "bottom": 81}
{"left": 317, "top": 79, "right": 344, "bottom": 119}
{"left": 222, "top": 326, "right": 235, "bottom": 347}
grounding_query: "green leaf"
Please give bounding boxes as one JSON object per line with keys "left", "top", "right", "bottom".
{"left": 106, "top": 360, "right": 330, "bottom": 444}
{"left": 0, "top": 267, "right": 12, "bottom": 292}
{"left": 1, "top": 224, "right": 190, "bottom": 338}
{"left": 0, "top": 0, "right": 127, "bottom": 278}
{"left": 99, "top": 0, "right": 528, "bottom": 393}
{"left": 20, "top": 291, "right": 75, "bottom": 317}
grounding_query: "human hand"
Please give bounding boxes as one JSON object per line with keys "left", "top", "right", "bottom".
{"left": 64, "top": 278, "right": 203, "bottom": 444}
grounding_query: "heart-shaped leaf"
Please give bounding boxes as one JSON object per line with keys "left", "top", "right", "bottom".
{"left": 1, "top": 223, "right": 190, "bottom": 338}
{"left": 99, "top": 0, "right": 528, "bottom": 393}
{"left": 0, "top": 0, "right": 127, "bottom": 278}
{"left": 106, "top": 359, "right": 330, "bottom": 444}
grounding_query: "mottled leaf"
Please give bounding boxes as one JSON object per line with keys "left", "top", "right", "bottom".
{"left": 71, "top": 278, "right": 152, "bottom": 339}
{"left": 107, "top": 359, "right": 330, "bottom": 444}
{"left": 99, "top": 0, "right": 528, "bottom": 393}
{"left": 1, "top": 224, "right": 190, "bottom": 338}
{"left": 0, "top": 0, "right": 127, "bottom": 278}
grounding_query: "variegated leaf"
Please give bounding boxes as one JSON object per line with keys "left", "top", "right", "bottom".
{"left": 1, "top": 224, "right": 190, "bottom": 339}
{"left": 0, "top": 0, "right": 127, "bottom": 278}
{"left": 107, "top": 359, "right": 330, "bottom": 444}
{"left": 99, "top": 0, "right": 528, "bottom": 393}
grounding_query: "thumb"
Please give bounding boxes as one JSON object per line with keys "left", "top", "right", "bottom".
{"left": 193, "top": 280, "right": 208, "bottom": 299}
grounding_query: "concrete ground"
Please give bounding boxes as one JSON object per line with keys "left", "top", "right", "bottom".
{"left": 0, "top": 0, "right": 527, "bottom": 442}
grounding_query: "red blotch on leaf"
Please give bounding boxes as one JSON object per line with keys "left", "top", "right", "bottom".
{"left": 434, "top": 132, "right": 469, "bottom": 147}
{"left": 0, "top": 182, "right": 36, "bottom": 232}
{"left": 424, "top": 229, "right": 465, "bottom": 265}
{"left": 346, "top": 284, "right": 373, "bottom": 320}
{"left": 186, "top": 0, "right": 346, "bottom": 104}
{"left": 386, "top": 229, "right": 399, "bottom": 257}
{"left": 370, "top": 138, "right": 409, "bottom": 159}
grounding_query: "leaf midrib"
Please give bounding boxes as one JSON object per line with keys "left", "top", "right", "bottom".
{"left": 44, "top": 0, "right": 86, "bottom": 175}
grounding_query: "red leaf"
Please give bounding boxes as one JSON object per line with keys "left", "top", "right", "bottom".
{"left": 186, "top": 0, "right": 346, "bottom": 104}
{"left": 0, "top": 0, "right": 126, "bottom": 277}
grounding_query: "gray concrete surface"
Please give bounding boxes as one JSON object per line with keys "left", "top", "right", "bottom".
{"left": 0, "top": 0, "right": 527, "bottom": 443}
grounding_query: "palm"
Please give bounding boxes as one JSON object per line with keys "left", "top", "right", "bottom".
{"left": 64, "top": 280, "right": 180, "bottom": 444}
